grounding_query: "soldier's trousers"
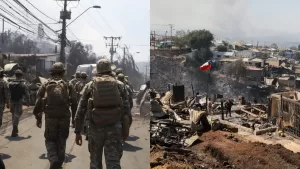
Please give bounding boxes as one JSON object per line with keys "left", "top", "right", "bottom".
{"left": 44, "top": 118, "right": 70, "bottom": 168}
{"left": 0, "top": 104, "right": 4, "bottom": 127}
{"left": 10, "top": 102, "right": 23, "bottom": 134}
{"left": 89, "top": 122, "right": 123, "bottom": 169}
{"left": 71, "top": 103, "right": 77, "bottom": 125}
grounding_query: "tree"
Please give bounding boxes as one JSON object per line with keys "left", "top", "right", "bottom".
{"left": 295, "top": 52, "right": 300, "bottom": 60}
{"left": 173, "top": 30, "right": 188, "bottom": 49}
{"left": 298, "top": 44, "right": 300, "bottom": 50}
{"left": 217, "top": 45, "right": 228, "bottom": 52}
{"left": 186, "top": 29, "right": 214, "bottom": 50}
{"left": 224, "top": 59, "right": 247, "bottom": 81}
{"left": 290, "top": 46, "right": 297, "bottom": 50}
{"left": 278, "top": 50, "right": 285, "bottom": 56}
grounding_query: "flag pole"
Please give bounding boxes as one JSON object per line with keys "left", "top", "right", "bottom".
{"left": 206, "top": 69, "right": 211, "bottom": 109}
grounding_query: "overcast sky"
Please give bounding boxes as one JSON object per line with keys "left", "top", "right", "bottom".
{"left": 151, "top": 0, "right": 300, "bottom": 46}
{"left": 3, "top": 0, "right": 149, "bottom": 62}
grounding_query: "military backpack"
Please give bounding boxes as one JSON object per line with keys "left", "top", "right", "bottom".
{"left": 90, "top": 75, "right": 122, "bottom": 126}
{"left": 43, "top": 79, "right": 70, "bottom": 118}
{"left": 9, "top": 80, "right": 25, "bottom": 102}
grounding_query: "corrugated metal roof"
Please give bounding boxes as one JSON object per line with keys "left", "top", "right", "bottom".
{"left": 4, "top": 53, "right": 58, "bottom": 58}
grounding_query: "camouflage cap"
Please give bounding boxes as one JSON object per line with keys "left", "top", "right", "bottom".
{"left": 96, "top": 59, "right": 112, "bottom": 74}
{"left": 15, "top": 69, "right": 23, "bottom": 75}
{"left": 81, "top": 72, "right": 88, "bottom": 78}
{"left": 117, "top": 73, "right": 125, "bottom": 82}
{"left": 50, "top": 62, "right": 65, "bottom": 72}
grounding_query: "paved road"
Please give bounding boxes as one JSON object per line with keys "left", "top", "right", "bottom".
{"left": 0, "top": 106, "right": 150, "bottom": 169}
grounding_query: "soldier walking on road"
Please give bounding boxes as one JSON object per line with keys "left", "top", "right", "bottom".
{"left": 69, "top": 71, "right": 81, "bottom": 128}
{"left": 33, "top": 62, "right": 75, "bottom": 169}
{"left": 75, "top": 59, "right": 129, "bottom": 169}
{"left": 117, "top": 73, "right": 133, "bottom": 129}
{"left": 0, "top": 68, "right": 10, "bottom": 128}
{"left": 8, "top": 70, "right": 29, "bottom": 137}
{"left": 74, "top": 72, "right": 89, "bottom": 140}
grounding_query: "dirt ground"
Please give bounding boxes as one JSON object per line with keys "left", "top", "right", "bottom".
{"left": 150, "top": 130, "right": 300, "bottom": 169}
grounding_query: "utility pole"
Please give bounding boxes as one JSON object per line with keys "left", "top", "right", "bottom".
{"left": 2, "top": 18, "right": 4, "bottom": 44}
{"left": 123, "top": 47, "right": 126, "bottom": 58}
{"left": 145, "top": 65, "right": 148, "bottom": 82}
{"left": 57, "top": 0, "right": 71, "bottom": 74}
{"left": 169, "top": 24, "right": 173, "bottom": 40}
{"left": 104, "top": 36, "right": 121, "bottom": 62}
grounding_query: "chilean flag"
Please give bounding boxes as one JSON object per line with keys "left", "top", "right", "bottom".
{"left": 200, "top": 60, "right": 212, "bottom": 71}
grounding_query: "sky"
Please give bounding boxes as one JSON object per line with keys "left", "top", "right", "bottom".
{"left": 151, "top": 0, "right": 300, "bottom": 47}
{"left": 3, "top": 0, "right": 150, "bottom": 62}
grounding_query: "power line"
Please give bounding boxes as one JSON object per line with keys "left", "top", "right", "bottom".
{"left": 2, "top": 0, "right": 36, "bottom": 24}
{"left": 0, "top": 5, "right": 36, "bottom": 32}
{"left": 12, "top": 0, "right": 58, "bottom": 34}
{"left": 96, "top": 10, "right": 119, "bottom": 36}
{"left": 0, "top": 12, "right": 34, "bottom": 34}
{"left": 24, "top": 0, "right": 58, "bottom": 22}
{"left": 67, "top": 27, "right": 79, "bottom": 41}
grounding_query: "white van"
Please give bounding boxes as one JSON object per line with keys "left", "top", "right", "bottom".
{"left": 75, "top": 64, "right": 96, "bottom": 81}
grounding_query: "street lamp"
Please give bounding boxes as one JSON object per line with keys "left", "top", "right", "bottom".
{"left": 67, "top": 5, "right": 101, "bottom": 27}
{"left": 57, "top": 5, "right": 101, "bottom": 32}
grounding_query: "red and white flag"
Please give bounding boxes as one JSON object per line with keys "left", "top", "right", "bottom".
{"left": 200, "top": 60, "right": 212, "bottom": 71}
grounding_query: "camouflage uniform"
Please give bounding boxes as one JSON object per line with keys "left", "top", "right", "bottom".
{"left": 117, "top": 74, "right": 133, "bottom": 127}
{"left": 0, "top": 69, "right": 10, "bottom": 128}
{"left": 33, "top": 63, "right": 75, "bottom": 169}
{"left": 75, "top": 59, "right": 129, "bottom": 169}
{"left": 8, "top": 70, "right": 30, "bottom": 137}
{"left": 74, "top": 72, "right": 89, "bottom": 139}
{"left": 69, "top": 71, "right": 81, "bottom": 127}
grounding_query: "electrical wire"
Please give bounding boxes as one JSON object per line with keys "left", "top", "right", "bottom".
{"left": 0, "top": 5, "right": 36, "bottom": 31}
{"left": 12, "top": 0, "right": 58, "bottom": 34}
{"left": 24, "top": 0, "right": 58, "bottom": 22}
{"left": 96, "top": 10, "right": 119, "bottom": 36}
{"left": 0, "top": 12, "right": 34, "bottom": 34}
{"left": 77, "top": 4, "right": 107, "bottom": 35}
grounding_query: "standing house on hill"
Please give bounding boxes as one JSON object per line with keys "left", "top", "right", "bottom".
{"left": 2, "top": 53, "right": 58, "bottom": 76}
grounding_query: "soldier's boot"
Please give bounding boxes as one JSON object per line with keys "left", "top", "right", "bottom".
{"left": 85, "top": 135, "right": 88, "bottom": 141}
{"left": 11, "top": 126, "right": 18, "bottom": 137}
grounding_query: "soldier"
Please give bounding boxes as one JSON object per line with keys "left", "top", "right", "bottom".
{"left": 74, "top": 72, "right": 89, "bottom": 140}
{"left": 115, "top": 68, "right": 134, "bottom": 92}
{"left": 8, "top": 69, "right": 29, "bottom": 137}
{"left": 69, "top": 71, "right": 81, "bottom": 128}
{"left": 75, "top": 59, "right": 129, "bottom": 169}
{"left": 33, "top": 62, "right": 75, "bottom": 169}
{"left": 0, "top": 68, "right": 10, "bottom": 128}
{"left": 117, "top": 73, "right": 133, "bottom": 127}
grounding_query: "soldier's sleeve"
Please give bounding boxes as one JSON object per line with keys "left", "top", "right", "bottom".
{"left": 68, "top": 83, "right": 76, "bottom": 104}
{"left": 23, "top": 82, "right": 30, "bottom": 105}
{"left": 4, "top": 81, "right": 10, "bottom": 105}
{"left": 118, "top": 82, "right": 130, "bottom": 115}
{"left": 74, "top": 82, "right": 92, "bottom": 134}
{"left": 33, "top": 84, "right": 46, "bottom": 119}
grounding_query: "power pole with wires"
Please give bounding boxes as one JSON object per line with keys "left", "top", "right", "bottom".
{"left": 104, "top": 36, "right": 121, "bottom": 62}
{"left": 57, "top": 0, "right": 72, "bottom": 65}
{"left": 169, "top": 24, "right": 173, "bottom": 40}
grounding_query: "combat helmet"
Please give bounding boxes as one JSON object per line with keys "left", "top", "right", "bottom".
{"left": 50, "top": 62, "right": 65, "bottom": 73}
{"left": 15, "top": 69, "right": 23, "bottom": 75}
{"left": 115, "top": 68, "right": 123, "bottom": 75}
{"left": 117, "top": 73, "right": 125, "bottom": 82}
{"left": 75, "top": 71, "right": 81, "bottom": 78}
{"left": 96, "top": 59, "right": 112, "bottom": 74}
{"left": 81, "top": 72, "right": 88, "bottom": 78}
